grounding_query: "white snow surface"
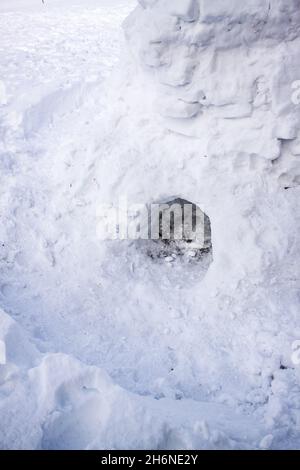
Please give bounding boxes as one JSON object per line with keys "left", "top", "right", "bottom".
{"left": 0, "top": 0, "right": 300, "bottom": 450}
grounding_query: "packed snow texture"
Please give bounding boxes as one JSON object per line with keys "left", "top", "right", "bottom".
{"left": 1, "top": 0, "right": 300, "bottom": 450}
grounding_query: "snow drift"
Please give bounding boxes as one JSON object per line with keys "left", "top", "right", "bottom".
{"left": 0, "top": 0, "right": 300, "bottom": 450}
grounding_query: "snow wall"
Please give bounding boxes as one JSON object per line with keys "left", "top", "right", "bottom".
{"left": 75, "top": 0, "right": 300, "bottom": 446}
{"left": 122, "top": 0, "right": 300, "bottom": 286}
{"left": 109, "top": 0, "right": 300, "bottom": 442}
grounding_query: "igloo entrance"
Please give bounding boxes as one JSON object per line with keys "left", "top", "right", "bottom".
{"left": 145, "top": 198, "right": 212, "bottom": 263}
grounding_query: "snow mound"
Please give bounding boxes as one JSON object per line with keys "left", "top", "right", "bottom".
{"left": 0, "top": 304, "right": 263, "bottom": 450}
{"left": 1, "top": 0, "right": 300, "bottom": 450}
{"left": 0, "top": 331, "right": 263, "bottom": 449}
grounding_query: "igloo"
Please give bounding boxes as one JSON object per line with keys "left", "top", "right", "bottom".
{"left": 92, "top": 0, "right": 300, "bottom": 436}
{"left": 103, "top": 0, "right": 300, "bottom": 287}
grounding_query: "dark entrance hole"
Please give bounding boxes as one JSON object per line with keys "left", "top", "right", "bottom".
{"left": 146, "top": 197, "right": 212, "bottom": 263}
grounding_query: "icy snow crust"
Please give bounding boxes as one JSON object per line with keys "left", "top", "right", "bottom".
{"left": 0, "top": 0, "right": 300, "bottom": 450}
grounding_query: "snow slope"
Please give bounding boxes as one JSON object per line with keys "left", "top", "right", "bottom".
{"left": 0, "top": 0, "right": 300, "bottom": 450}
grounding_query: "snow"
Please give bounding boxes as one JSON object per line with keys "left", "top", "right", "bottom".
{"left": 0, "top": 0, "right": 300, "bottom": 450}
